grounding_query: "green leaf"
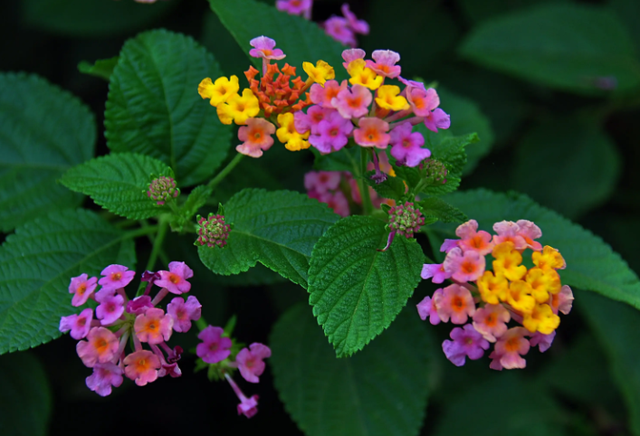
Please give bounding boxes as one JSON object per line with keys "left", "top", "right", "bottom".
{"left": 78, "top": 56, "right": 118, "bottom": 81}
{"left": 0, "top": 352, "right": 51, "bottom": 436}
{"left": 418, "top": 197, "right": 468, "bottom": 224}
{"left": 459, "top": 3, "right": 640, "bottom": 95}
{"left": 512, "top": 116, "right": 621, "bottom": 219}
{"left": 198, "top": 189, "right": 339, "bottom": 288}
{"left": 0, "top": 72, "right": 95, "bottom": 232}
{"left": 0, "top": 209, "right": 136, "bottom": 354}
{"left": 313, "top": 146, "right": 359, "bottom": 173}
{"left": 208, "top": 0, "right": 345, "bottom": 75}
{"left": 270, "top": 304, "right": 432, "bottom": 436}
{"left": 105, "top": 29, "right": 232, "bottom": 187}
{"left": 364, "top": 170, "right": 406, "bottom": 201}
{"left": 23, "top": 0, "right": 177, "bottom": 37}
{"left": 182, "top": 185, "right": 212, "bottom": 217}
{"left": 308, "top": 215, "right": 424, "bottom": 357}
{"left": 60, "top": 153, "right": 173, "bottom": 220}
{"left": 429, "top": 189, "right": 640, "bottom": 309}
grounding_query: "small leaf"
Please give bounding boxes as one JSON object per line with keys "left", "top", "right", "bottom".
{"left": 198, "top": 189, "right": 339, "bottom": 288}
{"left": 418, "top": 197, "right": 468, "bottom": 224}
{"left": 429, "top": 189, "right": 640, "bottom": 309}
{"left": 105, "top": 29, "right": 232, "bottom": 186}
{"left": 459, "top": 3, "right": 640, "bottom": 95}
{"left": 0, "top": 209, "right": 136, "bottom": 354}
{"left": 0, "top": 352, "right": 51, "bottom": 436}
{"left": 208, "top": 0, "right": 345, "bottom": 77}
{"left": 308, "top": 215, "right": 424, "bottom": 357}
{"left": 182, "top": 185, "right": 212, "bottom": 217}
{"left": 364, "top": 170, "right": 406, "bottom": 201}
{"left": 270, "top": 304, "right": 432, "bottom": 436}
{"left": 0, "top": 72, "right": 95, "bottom": 232}
{"left": 78, "top": 56, "right": 118, "bottom": 81}
{"left": 60, "top": 153, "right": 173, "bottom": 220}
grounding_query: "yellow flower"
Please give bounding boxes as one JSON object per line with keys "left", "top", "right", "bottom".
{"left": 523, "top": 304, "right": 560, "bottom": 334}
{"left": 216, "top": 89, "right": 260, "bottom": 125}
{"left": 506, "top": 280, "right": 536, "bottom": 314}
{"left": 276, "top": 113, "right": 310, "bottom": 151}
{"left": 525, "top": 267, "right": 561, "bottom": 303}
{"left": 303, "top": 60, "right": 335, "bottom": 86}
{"left": 477, "top": 271, "right": 509, "bottom": 304}
{"left": 492, "top": 242, "right": 527, "bottom": 281}
{"left": 198, "top": 75, "right": 240, "bottom": 107}
{"left": 375, "top": 85, "right": 409, "bottom": 111}
{"left": 532, "top": 245, "right": 566, "bottom": 270}
{"left": 347, "top": 59, "right": 383, "bottom": 90}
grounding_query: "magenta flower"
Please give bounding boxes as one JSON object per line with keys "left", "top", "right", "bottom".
{"left": 440, "top": 239, "right": 459, "bottom": 253}
{"left": 59, "top": 308, "right": 94, "bottom": 340}
{"left": 424, "top": 107, "right": 451, "bottom": 133}
{"left": 324, "top": 16, "right": 356, "bottom": 46}
{"left": 126, "top": 295, "right": 153, "bottom": 315}
{"left": 331, "top": 84, "right": 372, "bottom": 119}
{"left": 86, "top": 363, "right": 124, "bottom": 397}
{"left": 76, "top": 327, "right": 119, "bottom": 368}
{"left": 134, "top": 307, "right": 174, "bottom": 344}
{"left": 310, "top": 80, "right": 347, "bottom": 108}
{"left": 341, "top": 4, "right": 369, "bottom": 34}
{"left": 98, "top": 265, "right": 135, "bottom": 292}
{"left": 530, "top": 331, "right": 556, "bottom": 352}
{"left": 248, "top": 36, "right": 286, "bottom": 60}
{"left": 236, "top": 343, "right": 272, "bottom": 383}
{"left": 155, "top": 261, "right": 193, "bottom": 295}
{"left": 123, "top": 350, "right": 161, "bottom": 386}
{"left": 399, "top": 76, "right": 426, "bottom": 91}
{"left": 167, "top": 296, "right": 202, "bottom": 333}
{"left": 472, "top": 304, "right": 510, "bottom": 342}
{"left": 353, "top": 117, "right": 390, "bottom": 149}
{"left": 304, "top": 171, "right": 342, "bottom": 194}
{"left": 420, "top": 263, "right": 451, "bottom": 284}
{"left": 491, "top": 327, "right": 530, "bottom": 370}
{"left": 433, "top": 284, "right": 476, "bottom": 324}
{"left": 342, "top": 48, "right": 365, "bottom": 69}
{"left": 366, "top": 49, "right": 401, "bottom": 78}
{"left": 442, "top": 324, "right": 490, "bottom": 366}
{"left": 443, "top": 247, "right": 486, "bottom": 282}
{"left": 96, "top": 293, "right": 125, "bottom": 325}
{"left": 309, "top": 111, "right": 354, "bottom": 153}
{"left": 389, "top": 122, "right": 430, "bottom": 167}
{"left": 493, "top": 221, "right": 527, "bottom": 250}
{"left": 69, "top": 273, "right": 98, "bottom": 307}
{"left": 275, "top": 0, "right": 312, "bottom": 16}
{"left": 197, "top": 326, "right": 232, "bottom": 364}
{"left": 295, "top": 105, "right": 334, "bottom": 135}
{"left": 316, "top": 191, "right": 350, "bottom": 217}
{"left": 416, "top": 294, "right": 441, "bottom": 325}
{"left": 225, "top": 373, "right": 259, "bottom": 419}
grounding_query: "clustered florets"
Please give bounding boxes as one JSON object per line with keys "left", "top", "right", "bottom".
{"left": 388, "top": 202, "right": 424, "bottom": 238}
{"left": 196, "top": 213, "right": 231, "bottom": 248}
{"left": 147, "top": 176, "right": 180, "bottom": 205}
{"left": 423, "top": 158, "right": 448, "bottom": 184}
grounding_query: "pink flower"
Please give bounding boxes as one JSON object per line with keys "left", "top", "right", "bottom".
{"left": 197, "top": 326, "right": 232, "bottom": 364}
{"left": 491, "top": 327, "right": 530, "bottom": 370}
{"left": 167, "top": 296, "right": 202, "bottom": 333}
{"left": 76, "top": 327, "right": 119, "bottom": 368}
{"left": 310, "top": 80, "right": 348, "bottom": 108}
{"left": 399, "top": 76, "right": 426, "bottom": 91}
{"left": 225, "top": 373, "right": 259, "bottom": 419}
{"left": 433, "top": 284, "right": 476, "bottom": 324}
{"left": 248, "top": 36, "right": 286, "bottom": 60}
{"left": 96, "top": 293, "right": 125, "bottom": 325}
{"left": 86, "top": 363, "right": 123, "bottom": 397}
{"left": 353, "top": 117, "right": 390, "bottom": 149}
{"left": 424, "top": 108, "right": 450, "bottom": 133}
{"left": 236, "top": 343, "right": 271, "bottom": 383}
{"left": 440, "top": 239, "right": 459, "bottom": 253}
{"left": 341, "top": 4, "right": 369, "bottom": 34}
{"left": 236, "top": 118, "right": 276, "bottom": 158}
{"left": 529, "top": 331, "right": 556, "bottom": 352}
{"left": 295, "top": 105, "right": 332, "bottom": 135}
{"left": 416, "top": 293, "right": 441, "bottom": 325}
{"left": 155, "top": 261, "right": 193, "bottom": 295}
{"left": 366, "top": 49, "right": 401, "bottom": 78}
{"left": 324, "top": 17, "right": 356, "bottom": 46}
{"left": 492, "top": 221, "right": 527, "bottom": 250}
{"left": 331, "top": 84, "right": 372, "bottom": 119}
{"left": 389, "top": 122, "right": 430, "bottom": 167}
{"left": 275, "top": 0, "right": 312, "bottom": 16}
{"left": 456, "top": 219, "right": 494, "bottom": 256}
{"left": 309, "top": 111, "right": 354, "bottom": 153}
{"left": 59, "top": 308, "right": 94, "bottom": 340}
{"left": 443, "top": 247, "right": 486, "bottom": 282}
{"left": 304, "top": 171, "right": 341, "bottom": 194}
{"left": 407, "top": 87, "right": 439, "bottom": 118}
{"left": 550, "top": 285, "right": 573, "bottom": 315}
{"left": 123, "top": 350, "right": 161, "bottom": 386}
{"left": 342, "top": 48, "right": 365, "bottom": 69}
{"left": 516, "top": 219, "right": 543, "bottom": 251}
{"left": 98, "top": 265, "right": 135, "bottom": 292}
{"left": 69, "top": 274, "right": 98, "bottom": 307}
{"left": 442, "top": 324, "right": 490, "bottom": 366}
{"left": 134, "top": 308, "right": 174, "bottom": 344}
{"left": 316, "top": 191, "right": 350, "bottom": 217}
{"left": 472, "top": 304, "right": 510, "bottom": 342}
{"left": 420, "top": 263, "right": 451, "bottom": 284}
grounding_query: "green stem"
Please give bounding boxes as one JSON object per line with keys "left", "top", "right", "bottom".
{"left": 145, "top": 217, "right": 169, "bottom": 272}
{"left": 196, "top": 318, "right": 208, "bottom": 331}
{"left": 358, "top": 147, "right": 374, "bottom": 215}
{"left": 122, "top": 225, "right": 159, "bottom": 240}
{"left": 206, "top": 153, "right": 245, "bottom": 191}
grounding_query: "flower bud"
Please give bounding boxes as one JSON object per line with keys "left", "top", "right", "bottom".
{"left": 147, "top": 176, "right": 179, "bottom": 205}
{"left": 195, "top": 214, "right": 231, "bottom": 248}
{"left": 423, "top": 158, "right": 447, "bottom": 185}
{"left": 388, "top": 202, "right": 425, "bottom": 238}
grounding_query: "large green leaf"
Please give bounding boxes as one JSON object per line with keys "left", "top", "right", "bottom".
{"left": 459, "top": 3, "right": 640, "bottom": 95}
{"left": 208, "top": 0, "right": 345, "bottom": 76}
{"left": 23, "top": 0, "right": 176, "bottom": 37}
{"left": 308, "top": 215, "right": 424, "bottom": 357}
{"left": 0, "top": 209, "right": 136, "bottom": 354}
{"left": 60, "top": 153, "right": 174, "bottom": 220}
{"left": 198, "top": 189, "right": 339, "bottom": 288}
{"left": 0, "top": 352, "right": 51, "bottom": 436}
{"left": 580, "top": 291, "right": 640, "bottom": 436}
{"left": 270, "top": 304, "right": 432, "bottom": 436}
{"left": 512, "top": 117, "right": 621, "bottom": 219}
{"left": 0, "top": 73, "right": 95, "bottom": 232}
{"left": 105, "top": 29, "right": 232, "bottom": 187}
{"left": 429, "top": 189, "right": 640, "bottom": 309}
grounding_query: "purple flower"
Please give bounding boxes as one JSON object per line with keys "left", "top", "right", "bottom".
{"left": 96, "top": 294, "right": 125, "bottom": 326}
{"left": 416, "top": 295, "right": 441, "bottom": 325}
{"left": 420, "top": 263, "right": 451, "bottom": 284}
{"left": 309, "top": 110, "right": 354, "bottom": 153}
{"left": 442, "top": 324, "right": 490, "bottom": 366}
{"left": 275, "top": 0, "right": 312, "bottom": 16}
{"left": 59, "top": 308, "right": 94, "bottom": 340}
{"left": 529, "top": 331, "right": 556, "bottom": 353}
{"left": 341, "top": 3, "right": 369, "bottom": 34}
{"left": 331, "top": 84, "right": 372, "bottom": 119}
{"left": 236, "top": 343, "right": 271, "bottom": 383}
{"left": 126, "top": 295, "right": 153, "bottom": 315}
{"left": 389, "top": 122, "right": 431, "bottom": 167}
{"left": 248, "top": 36, "right": 286, "bottom": 60}
{"left": 196, "top": 326, "right": 232, "bottom": 364}
{"left": 86, "top": 363, "right": 124, "bottom": 397}
{"left": 98, "top": 265, "right": 135, "bottom": 293}
{"left": 425, "top": 108, "right": 451, "bottom": 133}
{"left": 167, "top": 296, "right": 202, "bottom": 333}
{"left": 69, "top": 274, "right": 98, "bottom": 307}
{"left": 324, "top": 17, "right": 356, "bottom": 46}
{"left": 366, "top": 49, "right": 401, "bottom": 78}
{"left": 155, "top": 261, "right": 193, "bottom": 295}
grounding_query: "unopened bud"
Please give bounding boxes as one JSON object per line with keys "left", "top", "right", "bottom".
{"left": 423, "top": 159, "right": 447, "bottom": 184}
{"left": 195, "top": 214, "right": 231, "bottom": 248}
{"left": 388, "top": 202, "right": 425, "bottom": 238}
{"left": 148, "top": 176, "right": 179, "bottom": 205}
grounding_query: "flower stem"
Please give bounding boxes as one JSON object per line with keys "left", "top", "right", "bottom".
{"left": 207, "top": 153, "right": 245, "bottom": 191}
{"left": 122, "top": 225, "right": 159, "bottom": 240}
{"left": 358, "top": 147, "right": 374, "bottom": 215}
{"left": 145, "top": 216, "right": 169, "bottom": 272}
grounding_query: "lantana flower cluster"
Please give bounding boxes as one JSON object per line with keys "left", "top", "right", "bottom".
{"left": 59, "top": 262, "right": 201, "bottom": 396}
{"left": 195, "top": 324, "right": 271, "bottom": 418}
{"left": 417, "top": 219, "right": 574, "bottom": 370}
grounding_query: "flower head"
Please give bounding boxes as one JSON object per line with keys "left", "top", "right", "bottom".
{"left": 69, "top": 274, "right": 98, "bottom": 307}
{"left": 491, "top": 327, "right": 530, "bottom": 370}
{"left": 303, "top": 60, "right": 335, "bottom": 85}
{"left": 472, "top": 304, "right": 510, "bottom": 342}
{"left": 376, "top": 85, "right": 409, "bottom": 111}
{"left": 134, "top": 307, "right": 174, "bottom": 344}
{"left": 196, "top": 214, "right": 231, "bottom": 248}
{"left": 59, "top": 308, "right": 94, "bottom": 340}
{"left": 433, "top": 284, "right": 476, "bottom": 324}
{"left": 366, "top": 50, "right": 401, "bottom": 78}
{"left": 76, "top": 327, "right": 119, "bottom": 368}
{"left": 389, "top": 122, "right": 430, "bottom": 167}
{"left": 198, "top": 75, "right": 240, "bottom": 107}
{"left": 443, "top": 247, "right": 486, "bottom": 283}
{"left": 98, "top": 265, "right": 135, "bottom": 292}
{"left": 167, "top": 296, "right": 202, "bottom": 333}
{"left": 236, "top": 343, "right": 272, "bottom": 383}
{"left": 331, "top": 84, "right": 372, "bottom": 119}
{"left": 147, "top": 176, "right": 179, "bottom": 206}
{"left": 456, "top": 219, "right": 494, "bottom": 256}
{"left": 249, "top": 36, "right": 286, "bottom": 60}
{"left": 217, "top": 89, "right": 261, "bottom": 125}
{"left": 156, "top": 261, "right": 193, "bottom": 295}
{"left": 86, "top": 363, "right": 124, "bottom": 397}
{"left": 309, "top": 110, "right": 353, "bottom": 153}
{"left": 442, "top": 324, "right": 490, "bottom": 366}
{"left": 237, "top": 117, "right": 276, "bottom": 158}
{"left": 353, "top": 117, "right": 390, "bottom": 148}
{"left": 95, "top": 293, "right": 125, "bottom": 325}
{"left": 388, "top": 202, "right": 424, "bottom": 238}
{"left": 123, "top": 350, "right": 161, "bottom": 386}
{"left": 197, "top": 326, "right": 232, "bottom": 364}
